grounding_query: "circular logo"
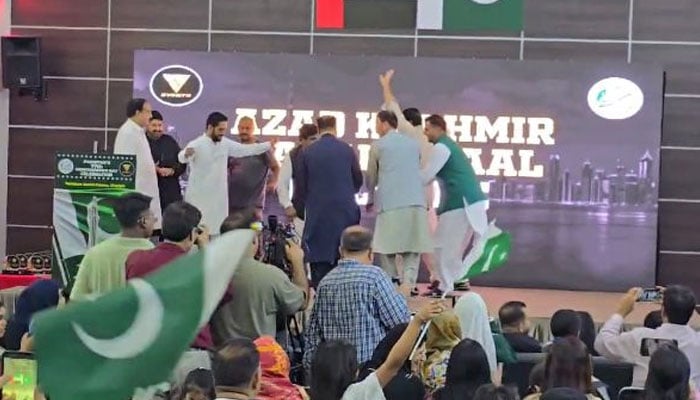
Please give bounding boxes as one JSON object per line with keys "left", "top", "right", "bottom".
{"left": 149, "top": 65, "right": 203, "bottom": 107}
{"left": 57, "top": 158, "right": 75, "bottom": 174}
{"left": 119, "top": 161, "right": 135, "bottom": 177}
{"left": 471, "top": 0, "right": 500, "bottom": 4}
{"left": 587, "top": 77, "right": 644, "bottom": 120}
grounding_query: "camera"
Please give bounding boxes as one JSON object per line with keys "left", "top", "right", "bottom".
{"left": 260, "top": 215, "right": 297, "bottom": 277}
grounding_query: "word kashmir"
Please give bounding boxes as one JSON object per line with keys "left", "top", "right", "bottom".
{"left": 232, "top": 108, "right": 557, "bottom": 178}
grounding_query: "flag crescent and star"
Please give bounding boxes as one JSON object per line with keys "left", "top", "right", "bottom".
{"left": 33, "top": 229, "right": 254, "bottom": 400}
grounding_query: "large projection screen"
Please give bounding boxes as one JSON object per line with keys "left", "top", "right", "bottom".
{"left": 134, "top": 50, "right": 663, "bottom": 292}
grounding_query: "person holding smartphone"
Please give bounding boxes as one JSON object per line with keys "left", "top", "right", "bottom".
{"left": 594, "top": 285, "right": 700, "bottom": 388}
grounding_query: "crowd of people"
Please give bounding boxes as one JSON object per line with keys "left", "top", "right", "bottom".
{"left": 3, "top": 68, "right": 700, "bottom": 400}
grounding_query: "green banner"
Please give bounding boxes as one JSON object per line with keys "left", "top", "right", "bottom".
{"left": 53, "top": 153, "right": 136, "bottom": 287}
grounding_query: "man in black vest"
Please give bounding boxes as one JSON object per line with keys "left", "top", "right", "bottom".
{"left": 277, "top": 124, "right": 319, "bottom": 239}
{"left": 147, "top": 110, "right": 185, "bottom": 212}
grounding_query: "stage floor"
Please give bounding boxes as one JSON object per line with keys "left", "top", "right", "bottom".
{"left": 407, "top": 285, "right": 700, "bottom": 328}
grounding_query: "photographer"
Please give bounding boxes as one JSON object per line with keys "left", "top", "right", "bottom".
{"left": 211, "top": 209, "right": 309, "bottom": 346}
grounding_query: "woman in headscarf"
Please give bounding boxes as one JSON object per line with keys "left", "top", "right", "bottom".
{"left": 358, "top": 323, "right": 425, "bottom": 400}
{"left": 4, "top": 280, "right": 60, "bottom": 351}
{"left": 454, "top": 292, "right": 498, "bottom": 373}
{"left": 253, "top": 336, "right": 308, "bottom": 400}
{"left": 419, "top": 310, "right": 462, "bottom": 394}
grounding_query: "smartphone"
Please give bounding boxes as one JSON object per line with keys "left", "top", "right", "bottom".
{"left": 640, "top": 338, "right": 678, "bottom": 356}
{"left": 637, "top": 288, "right": 662, "bottom": 302}
{"left": 1, "top": 352, "right": 37, "bottom": 399}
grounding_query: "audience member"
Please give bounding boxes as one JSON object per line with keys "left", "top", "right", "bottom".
{"left": 643, "top": 310, "right": 663, "bottom": 329}
{"left": 454, "top": 292, "right": 499, "bottom": 372}
{"left": 4, "top": 280, "right": 60, "bottom": 350}
{"left": 211, "top": 209, "right": 308, "bottom": 345}
{"left": 550, "top": 309, "right": 581, "bottom": 339}
{"left": 420, "top": 311, "right": 462, "bottom": 394}
{"left": 178, "top": 368, "right": 216, "bottom": 400}
{"left": 310, "top": 301, "right": 443, "bottom": 400}
{"left": 253, "top": 336, "right": 308, "bottom": 400}
{"left": 644, "top": 344, "right": 692, "bottom": 400}
{"left": 473, "top": 383, "right": 520, "bottom": 400}
{"left": 70, "top": 192, "right": 156, "bottom": 301}
{"left": 527, "top": 362, "right": 546, "bottom": 396}
{"left": 499, "top": 301, "right": 542, "bottom": 353}
{"left": 0, "top": 300, "right": 7, "bottom": 350}
{"left": 577, "top": 311, "right": 599, "bottom": 356}
{"left": 433, "top": 338, "right": 493, "bottom": 400}
{"left": 125, "top": 201, "right": 213, "bottom": 389}
{"left": 212, "top": 338, "right": 261, "bottom": 400}
{"left": 358, "top": 323, "right": 425, "bottom": 400}
{"left": 594, "top": 285, "right": 700, "bottom": 388}
{"left": 303, "top": 225, "right": 410, "bottom": 369}
{"left": 540, "top": 387, "right": 588, "bottom": 400}
{"left": 525, "top": 336, "right": 600, "bottom": 400}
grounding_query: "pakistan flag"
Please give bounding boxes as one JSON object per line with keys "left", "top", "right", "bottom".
{"left": 33, "top": 230, "right": 254, "bottom": 400}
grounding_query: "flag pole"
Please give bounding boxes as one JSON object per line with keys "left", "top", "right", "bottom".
{"left": 409, "top": 289, "right": 450, "bottom": 361}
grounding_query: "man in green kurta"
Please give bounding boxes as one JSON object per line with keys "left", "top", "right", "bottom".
{"left": 420, "top": 114, "right": 490, "bottom": 295}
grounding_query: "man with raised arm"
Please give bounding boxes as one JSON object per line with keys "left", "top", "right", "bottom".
{"left": 178, "top": 112, "right": 274, "bottom": 234}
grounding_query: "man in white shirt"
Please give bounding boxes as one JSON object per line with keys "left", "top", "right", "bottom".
{"left": 277, "top": 123, "right": 319, "bottom": 240}
{"left": 178, "top": 112, "right": 273, "bottom": 234}
{"left": 113, "top": 98, "right": 162, "bottom": 230}
{"left": 594, "top": 285, "right": 700, "bottom": 388}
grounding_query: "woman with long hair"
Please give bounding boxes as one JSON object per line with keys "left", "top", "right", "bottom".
{"left": 525, "top": 336, "right": 600, "bottom": 400}
{"left": 419, "top": 310, "right": 462, "bottom": 394}
{"left": 576, "top": 311, "right": 599, "bottom": 356}
{"left": 358, "top": 324, "right": 425, "bottom": 400}
{"left": 644, "top": 344, "right": 692, "bottom": 400}
{"left": 253, "top": 336, "right": 308, "bottom": 400}
{"left": 433, "top": 339, "right": 492, "bottom": 400}
{"left": 310, "top": 301, "right": 443, "bottom": 400}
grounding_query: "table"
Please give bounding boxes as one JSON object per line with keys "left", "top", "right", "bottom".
{"left": 0, "top": 274, "right": 51, "bottom": 290}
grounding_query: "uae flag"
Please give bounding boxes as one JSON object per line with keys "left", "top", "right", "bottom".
{"left": 316, "top": 0, "right": 417, "bottom": 29}
{"left": 417, "top": 0, "right": 523, "bottom": 32}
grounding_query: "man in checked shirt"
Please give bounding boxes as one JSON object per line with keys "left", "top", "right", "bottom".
{"left": 303, "top": 225, "right": 411, "bottom": 372}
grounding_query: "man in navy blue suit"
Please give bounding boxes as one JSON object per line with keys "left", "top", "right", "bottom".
{"left": 296, "top": 116, "right": 363, "bottom": 287}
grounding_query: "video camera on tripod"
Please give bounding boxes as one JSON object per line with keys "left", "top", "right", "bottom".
{"left": 260, "top": 215, "right": 298, "bottom": 278}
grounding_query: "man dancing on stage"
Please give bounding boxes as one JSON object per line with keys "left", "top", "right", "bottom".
{"left": 420, "top": 114, "right": 490, "bottom": 296}
{"left": 366, "top": 111, "right": 432, "bottom": 297}
{"left": 178, "top": 112, "right": 274, "bottom": 234}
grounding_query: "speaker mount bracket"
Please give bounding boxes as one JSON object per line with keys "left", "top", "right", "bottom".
{"left": 17, "top": 78, "right": 47, "bottom": 101}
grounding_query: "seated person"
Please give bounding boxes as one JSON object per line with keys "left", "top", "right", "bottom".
{"left": 543, "top": 309, "right": 581, "bottom": 352}
{"left": 524, "top": 337, "right": 601, "bottom": 400}
{"left": 303, "top": 226, "right": 411, "bottom": 370}
{"left": 212, "top": 338, "right": 262, "bottom": 400}
{"left": 499, "top": 301, "right": 542, "bottom": 353}
{"left": 211, "top": 209, "right": 308, "bottom": 345}
{"left": 595, "top": 285, "right": 700, "bottom": 388}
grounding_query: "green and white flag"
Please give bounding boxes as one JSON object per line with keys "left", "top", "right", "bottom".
{"left": 417, "top": 0, "right": 523, "bottom": 32}
{"left": 33, "top": 230, "right": 254, "bottom": 400}
{"left": 459, "top": 222, "right": 512, "bottom": 281}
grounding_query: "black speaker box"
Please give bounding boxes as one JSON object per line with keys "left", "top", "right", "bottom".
{"left": 2, "top": 36, "right": 42, "bottom": 89}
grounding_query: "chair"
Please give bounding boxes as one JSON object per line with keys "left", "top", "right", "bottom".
{"left": 592, "top": 357, "right": 635, "bottom": 400}
{"left": 502, "top": 353, "right": 546, "bottom": 396}
{"left": 617, "top": 387, "right": 644, "bottom": 400}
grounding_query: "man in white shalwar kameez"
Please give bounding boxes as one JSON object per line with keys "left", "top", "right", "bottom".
{"left": 113, "top": 98, "right": 162, "bottom": 230}
{"left": 178, "top": 112, "right": 272, "bottom": 234}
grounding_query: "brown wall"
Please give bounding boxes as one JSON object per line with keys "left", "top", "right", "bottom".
{"left": 7, "top": 0, "right": 700, "bottom": 292}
